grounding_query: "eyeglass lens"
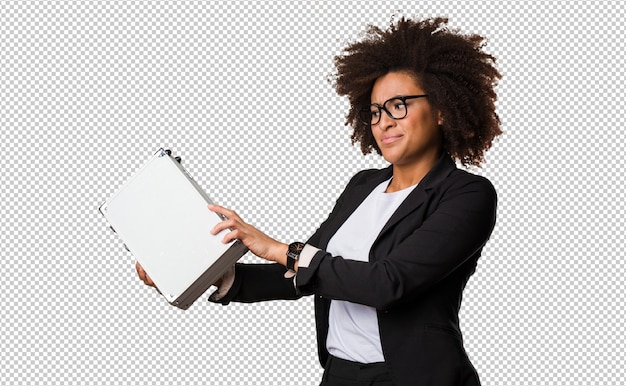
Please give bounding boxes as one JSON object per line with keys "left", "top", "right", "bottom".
{"left": 360, "top": 98, "right": 408, "bottom": 125}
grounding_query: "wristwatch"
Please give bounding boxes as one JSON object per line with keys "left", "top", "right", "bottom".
{"left": 286, "top": 242, "right": 305, "bottom": 272}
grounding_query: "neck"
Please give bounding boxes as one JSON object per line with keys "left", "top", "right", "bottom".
{"left": 386, "top": 150, "right": 442, "bottom": 193}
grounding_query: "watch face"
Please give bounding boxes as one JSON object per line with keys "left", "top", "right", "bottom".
{"left": 289, "top": 242, "right": 305, "bottom": 254}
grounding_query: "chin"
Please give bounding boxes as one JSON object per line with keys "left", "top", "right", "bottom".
{"left": 381, "top": 151, "right": 401, "bottom": 165}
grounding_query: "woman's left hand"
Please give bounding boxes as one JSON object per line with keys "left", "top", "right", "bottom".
{"left": 208, "top": 204, "right": 288, "bottom": 264}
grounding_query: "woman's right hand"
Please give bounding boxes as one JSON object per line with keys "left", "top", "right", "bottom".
{"left": 135, "top": 261, "right": 155, "bottom": 288}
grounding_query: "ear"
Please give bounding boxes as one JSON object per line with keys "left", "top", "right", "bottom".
{"left": 437, "top": 110, "right": 444, "bottom": 126}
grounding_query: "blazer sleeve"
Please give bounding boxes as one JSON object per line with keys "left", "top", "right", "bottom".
{"left": 295, "top": 174, "right": 497, "bottom": 311}
{"left": 213, "top": 262, "right": 300, "bottom": 304}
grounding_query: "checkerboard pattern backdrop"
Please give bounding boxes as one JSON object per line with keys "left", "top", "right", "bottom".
{"left": 1, "top": 1, "right": 624, "bottom": 385}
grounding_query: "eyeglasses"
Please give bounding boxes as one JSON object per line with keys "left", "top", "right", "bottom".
{"left": 359, "top": 95, "right": 429, "bottom": 125}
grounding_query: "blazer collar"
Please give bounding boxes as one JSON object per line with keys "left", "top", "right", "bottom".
{"left": 351, "top": 151, "right": 456, "bottom": 194}
{"left": 320, "top": 153, "right": 457, "bottom": 249}
{"left": 413, "top": 151, "right": 457, "bottom": 190}
{"left": 378, "top": 152, "right": 457, "bottom": 238}
{"left": 317, "top": 168, "right": 390, "bottom": 249}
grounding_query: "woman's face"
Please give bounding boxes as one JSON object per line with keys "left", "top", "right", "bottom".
{"left": 370, "top": 71, "right": 443, "bottom": 167}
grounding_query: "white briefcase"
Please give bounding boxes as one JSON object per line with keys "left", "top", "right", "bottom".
{"left": 99, "top": 148, "right": 247, "bottom": 309}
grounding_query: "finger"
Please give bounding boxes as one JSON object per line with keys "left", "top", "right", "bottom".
{"left": 136, "top": 262, "right": 155, "bottom": 287}
{"left": 136, "top": 261, "right": 145, "bottom": 279}
{"left": 210, "top": 218, "right": 237, "bottom": 235}
{"left": 220, "top": 229, "right": 240, "bottom": 244}
{"left": 208, "top": 204, "right": 239, "bottom": 220}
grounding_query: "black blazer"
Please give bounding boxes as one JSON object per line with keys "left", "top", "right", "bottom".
{"left": 214, "top": 153, "right": 497, "bottom": 386}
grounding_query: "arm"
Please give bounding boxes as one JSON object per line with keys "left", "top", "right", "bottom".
{"left": 208, "top": 169, "right": 371, "bottom": 264}
{"left": 210, "top": 262, "right": 301, "bottom": 304}
{"left": 207, "top": 170, "right": 369, "bottom": 304}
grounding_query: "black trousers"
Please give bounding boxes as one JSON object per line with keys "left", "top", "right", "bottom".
{"left": 319, "top": 355, "right": 395, "bottom": 386}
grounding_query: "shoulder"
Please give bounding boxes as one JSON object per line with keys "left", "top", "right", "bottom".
{"left": 441, "top": 168, "right": 498, "bottom": 208}
{"left": 448, "top": 168, "right": 495, "bottom": 190}
{"left": 346, "top": 166, "right": 393, "bottom": 187}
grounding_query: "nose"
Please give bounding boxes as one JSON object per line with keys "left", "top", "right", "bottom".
{"left": 377, "top": 110, "right": 395, "bottom": 131}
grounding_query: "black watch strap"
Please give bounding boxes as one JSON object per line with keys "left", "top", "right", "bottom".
{"left": 286, "top": 242, "right": 305, "bottom": 271}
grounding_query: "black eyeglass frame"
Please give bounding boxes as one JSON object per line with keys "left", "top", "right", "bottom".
{"left": 359, "top": 94, "right": 429, "bottom": 125}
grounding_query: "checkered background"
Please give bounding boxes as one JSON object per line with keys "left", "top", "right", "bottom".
{"left": 1, "top": 1, "right": 624, "bottom": 385}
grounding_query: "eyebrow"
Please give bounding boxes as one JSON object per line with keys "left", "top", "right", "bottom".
{"left": 371, "top": 95, "right": 412, "bottom": 104}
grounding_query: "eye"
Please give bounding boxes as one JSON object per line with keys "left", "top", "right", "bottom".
{"left": 392, "top": 100, "right": 406, "bottom": 111}
{"left": 359, "top": 105, "right": 380, "bottom": 124}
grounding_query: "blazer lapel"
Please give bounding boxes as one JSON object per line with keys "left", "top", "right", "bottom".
{"left": 317, "top": 154, "right": 456, "bottom": 250}
{"left": 318, "top": 167, "right": 393, "bottom": 249}
{"left": 376, "top": 154, "right": 457, "bottom": 239}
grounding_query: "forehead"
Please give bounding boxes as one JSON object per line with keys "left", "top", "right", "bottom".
{"left": 370, "top": 72, "right": 423, "bottom": 103}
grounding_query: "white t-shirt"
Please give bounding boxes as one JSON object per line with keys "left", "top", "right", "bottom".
{"left": 326, "top": 178, "right": 417, "bottom": 363}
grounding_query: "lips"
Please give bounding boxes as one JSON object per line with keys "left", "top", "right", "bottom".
{"left": 381, "top": 134, "right": 403, "bottom": 145}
